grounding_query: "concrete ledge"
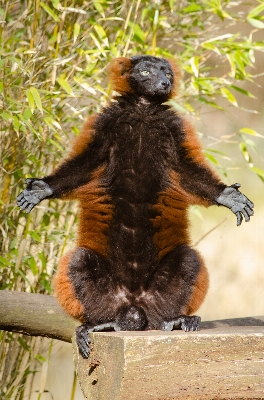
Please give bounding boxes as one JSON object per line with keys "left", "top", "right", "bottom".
{"left": 72, "top": 316, "right": 264, "bottom": 399}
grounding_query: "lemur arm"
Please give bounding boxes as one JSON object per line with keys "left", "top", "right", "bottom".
{"left": 17, "top": 116, "right": 109, "bottom": 213}
{"left": 171, "top": 117, "right": 254, "bottom": 225}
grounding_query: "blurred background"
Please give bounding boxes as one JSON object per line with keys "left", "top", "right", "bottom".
{"left": 0, "top": 0, "right": 263, "bottom": 399}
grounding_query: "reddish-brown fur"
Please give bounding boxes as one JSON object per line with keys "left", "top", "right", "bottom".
{"left": 185, "top": 255, "right": 209, "bottom": 315}
{"left": 53, "top": 251, "right": 85, "bottom": 321}
{"left": 73, "top": 166, "right": 113, "bottom": 256}
{"left": 64, "top": 166, "right": 113, "bottom": 255}
{"left": 70, "top": 114, "right": 98, "bottom": 157}
{"left": 182, "top": 119, "right": 221, "bottom": 183}
{"left": 109, "top": 57, "right": 133, "bottom": 94}
{"left": 167, "top": 59, "right": 182, "bottom": 99}
{"left": 152, "top": 170, "right": 209, "bottom": 259}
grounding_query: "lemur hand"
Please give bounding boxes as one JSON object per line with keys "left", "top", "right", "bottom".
{"left": 17, "top": 179, "right": 53, "bottom": 213}
{"left": 216, "top": 183, "right": 254, "bottom": 226}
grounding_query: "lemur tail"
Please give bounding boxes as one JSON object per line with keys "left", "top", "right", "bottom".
{"left": 117, "top": 305, "right": 147, "bottom": 331}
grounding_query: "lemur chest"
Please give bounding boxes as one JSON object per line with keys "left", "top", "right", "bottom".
{"left": 113, "top": 113, "right": 173, "bottom": 172}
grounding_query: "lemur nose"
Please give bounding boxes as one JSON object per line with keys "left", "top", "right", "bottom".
{"left": 161, "top": 80, "right": 169, "bottom": 88}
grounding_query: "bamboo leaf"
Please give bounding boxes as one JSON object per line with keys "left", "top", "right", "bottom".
{"left": 247, "top": 18, "right": 264, "bottom": 29}
{"left": 240, "top": 128, "right": 264, "bottom": 138}
{"left": 26, "top": 89, "right": 35, "bottom": 112}
{"left": 29, "top": 231, "right": 41, "bottom": 243}
{"left": 250, "top": 167, "right": 264, "bottom": 178}
{"left": 93, "top": 1, "right": 105, "bottom": 17}
{"left": 29, "top": 87, "right": 43, "bottom": 113}
{"left": 49, "top": 138, "right": 64, "bottom": 151}
{"left": 230, "top": 85, "right": 256, "bottom": 99}
{"left": 40, "top": 2, "right": 60, "bottom": 21}
{"left": 220, "top": 87, "right": 238, "bottom": 106}
{"left": 0, "top": 256, "right": 10, "bottom": 266}
{"left": 73, "top": 23, "right": 80, "bottom": 44}
{"left": 56, "top": 76, "right": 74, "bottom": 95}
{"left": 239, "top": 142, "right": 251, "bottom": 163}
{"left": 204, "top": 152, "right": 220, "bottom": 165}
{"left": 29, "top": 257, "right": 38, "bottom": 276}
{"left": 247, "top": 3, "right": 264, "bottom": 19}
{"left": 190, "top": 56, "right": 199, "bottom": 78}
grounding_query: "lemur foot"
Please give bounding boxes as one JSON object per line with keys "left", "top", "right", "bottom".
{"left": 76, "top": 322, "right": 119, "bottom": 359}
{"left": 161, "top": 315, "right": 201, "bottom": 332}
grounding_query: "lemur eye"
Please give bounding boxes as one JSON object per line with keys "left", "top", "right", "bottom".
{"left": 140, "top": 70, "right": 150, "bottom": 76}
{"left": 166, "top": 73, "right": 172, "bottom": 79}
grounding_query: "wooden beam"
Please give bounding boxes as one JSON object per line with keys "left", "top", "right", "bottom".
{"left": 1, "top": 291, "right": 263, "bottom": 398}
{"left": 72, "top": 317, "right": 264, "bottom": 400}
{"left": 0, "top": 290, "right": 78, "bottom": 342}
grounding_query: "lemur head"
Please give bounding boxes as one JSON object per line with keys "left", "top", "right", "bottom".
{"left": 109, "top": 55, "right": 181, "bottom": 101}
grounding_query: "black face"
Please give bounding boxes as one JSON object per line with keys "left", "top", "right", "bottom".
{"left": 129, "top": 56, "right": 174, "bottom": 99}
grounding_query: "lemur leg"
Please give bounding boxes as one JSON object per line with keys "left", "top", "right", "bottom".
{"left": 76, "top": 305, "right": 147, "bottom": 358}
{"left": 144, "top": 244, "right": 208, "bottom": 331}
{"left": 54, "top": 247, "right": 147, "bottom": 358}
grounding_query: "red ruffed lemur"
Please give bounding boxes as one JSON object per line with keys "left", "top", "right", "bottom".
{"left": 17, "top": 55, "right": 254, "bottom": 358}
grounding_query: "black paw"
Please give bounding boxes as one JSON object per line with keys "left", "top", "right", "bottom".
{"left": 17, "top": 179, "right": 53, "bottom": 213}
{"left": 76, "top": 325, "right": 92, "bottom": 359}
{"left": 161, "top": 315, "right": 201, "bottom": 332}
{"left": 216, "top": 183, "right": 254, "bottom": 226}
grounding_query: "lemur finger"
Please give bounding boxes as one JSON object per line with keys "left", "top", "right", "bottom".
{"left": 236, "top": 212, "right": 242, "bottom": 226}
{"left": 246, "top": 199, "right": 254, "bottom": 209}
{"left": 245, "top": 205, "right": 254, "bottom": 216}
{"left": 25, "top": 203, "right": 35, "bottom": 213}
{"left": 241, "top": 208, "right": 250, "bottom": 222}
{"left": 19, "top": 201, "right": 30, "bottom": 211}
{"left": 17, "top": 193, "right": 25, "bottom": 202}
{"left": 17, "top": 198, "right": 27, "bottom": 207}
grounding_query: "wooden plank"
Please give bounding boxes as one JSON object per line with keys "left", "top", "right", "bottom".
{"left": 72, "top": 317, "right": 264, "bottom": 399}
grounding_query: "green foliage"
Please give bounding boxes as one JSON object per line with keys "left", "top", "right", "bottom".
{"left": 0, "top": 0, "right": 263, "bottom": 398}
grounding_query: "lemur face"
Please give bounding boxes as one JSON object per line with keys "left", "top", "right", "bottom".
{"left": 129, "top": 56, "right": 174, "bottom": 98}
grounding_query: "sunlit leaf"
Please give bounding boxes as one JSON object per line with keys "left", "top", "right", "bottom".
{"left": 250, "top": 167, "right": 264, "bottom": 178}
{"left": 29, "top": 257, "right": 38, "bottom": 276}
{"left": 93, "top": 1, "right": 105, "bottom": 17}
{"left": 51, "top": 0, "right": 60, "bottom": 10}
{"left": 240, "top": 128, "right": 264, "bottom": 138}
{"left": 49, "top": 138, "right": 64, "bottom": 151}
{"left": 230, "top": 85, "right": 256, "bottom": 99}
{"left": 40, "top": 2, "right": 60, "bottom": 21}
{"left": 220, "top": 87, "right": 237, "bottom": 106}
{"left": 247, "top": 18, "right": 264, "bottom": 29}
{"left": 0, "top": 256, "right": 10, "bottom": 266}
{"left": 247, "top": 3, "right": 264, "bottom": 19}
{"left": 182, "top": 4, "right": 201, "bottom": 13}
{"left": 26, "top": 89, "right": 35, "bottom": 112}
{"left": 1, "top": 111, "right": 12, "bottom": 121}
{"left": 190, "top": 56, "right": 199, "bottom": 78}
{"left": 204, "top": 151, "right": 220, "bottom": 165}
{"left": 239, "top": 142, "right": 252, "bottom": 163}
{"left": 73, "top": 23, "right": 80, "bottom": 43}
{"left": 56, "top": 76, "right": 74, "bottom": 95}
{"left": 29, "top": 231, "right": 41, "bottom": 242}
{"left": 29, "top": 87, "right": 43, "bottom": 113}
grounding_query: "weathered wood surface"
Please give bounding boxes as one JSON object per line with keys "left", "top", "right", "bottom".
{"left": 73, "top": 317, "right": 264, "bottom": 400}
{"left": 0, "top": 290, "right": 78, "bottom": 342}
{"left": 1, "top": 291, "right": 263, "bottom": 398}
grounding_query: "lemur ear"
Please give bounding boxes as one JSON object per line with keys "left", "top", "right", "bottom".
{"left": 109, "top": 57, "right": 133, "bottom": 94}
{"left": 166, "top": 58, "right": 182, "bottom": 98}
